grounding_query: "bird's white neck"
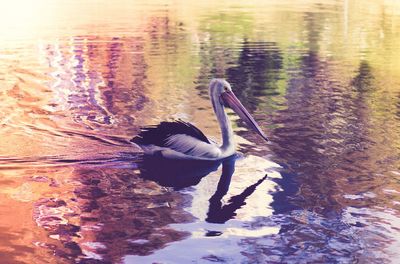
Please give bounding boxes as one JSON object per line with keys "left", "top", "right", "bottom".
{"left": 211, "top": 93, "right": 235, "bottom": 156}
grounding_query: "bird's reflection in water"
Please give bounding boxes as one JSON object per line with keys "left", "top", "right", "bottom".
{"left": 139, "top": 154, "right": 268, "bottom": 224}
{"left": 206, "top": 158, "right": 268, "bottom": 224}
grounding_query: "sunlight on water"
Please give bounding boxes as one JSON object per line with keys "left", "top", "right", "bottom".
{"left": 1, "top": 0, "right": 400, "bottom": 263}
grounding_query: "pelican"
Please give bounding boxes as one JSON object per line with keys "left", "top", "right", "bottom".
{"left": 131, "top": 79, "right": 269, "bottom": 160}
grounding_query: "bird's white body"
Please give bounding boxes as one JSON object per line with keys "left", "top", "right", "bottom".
{"left": 141, "top": 134, "right": 232, "bottom": 160}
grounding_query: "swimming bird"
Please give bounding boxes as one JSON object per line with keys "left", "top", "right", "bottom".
{"left": 131, "top": 79, "right": 268, "bottom": 160}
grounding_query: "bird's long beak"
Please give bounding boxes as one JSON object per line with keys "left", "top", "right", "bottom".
{"left": 221, "top": 91, "right": 269, "bottom": 142}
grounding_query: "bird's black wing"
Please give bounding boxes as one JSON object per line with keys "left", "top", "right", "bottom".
{"left": 131, "top": 120, "right": 210, "bottom": 147}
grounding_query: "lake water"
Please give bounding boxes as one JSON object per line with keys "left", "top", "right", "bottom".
{"left": 1, "top": 0, "right": 400, "bottom": 263}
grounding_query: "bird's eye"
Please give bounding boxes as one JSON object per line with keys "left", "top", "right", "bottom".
{"left": 224, "top": 86, "right": 229, "bottom": 92}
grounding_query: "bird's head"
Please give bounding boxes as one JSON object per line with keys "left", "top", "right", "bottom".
{"left": 209, "top": 79, "right": 269, "bottom": 142}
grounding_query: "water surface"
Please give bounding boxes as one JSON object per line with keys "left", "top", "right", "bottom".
{"left": 1, "top": 0, "right": 400, "bottom": 263}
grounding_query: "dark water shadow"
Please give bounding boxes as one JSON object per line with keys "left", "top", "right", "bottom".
{"left": 138, "top": 155, "right": 225, "bottom": 189}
